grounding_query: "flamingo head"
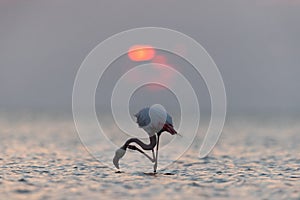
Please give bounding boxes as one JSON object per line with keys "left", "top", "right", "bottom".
{"left": 113, "top": 148, "right": 126, "bottom": 169}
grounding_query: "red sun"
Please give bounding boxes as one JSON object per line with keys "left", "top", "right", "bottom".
{"left": 128, "top": 45, "right": 155, "bottom": 62}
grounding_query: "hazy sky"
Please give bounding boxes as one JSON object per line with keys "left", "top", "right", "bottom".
{"left": 1, "top": 0, "right": 299, "bottom": 114}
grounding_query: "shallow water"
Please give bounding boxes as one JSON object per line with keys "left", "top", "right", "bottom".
{"left": 0, "top": 115, "right": 299, "bottom": 200}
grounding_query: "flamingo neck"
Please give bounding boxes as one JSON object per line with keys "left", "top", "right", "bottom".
{"left": 122, "top": 135, "right": 157, "bottom": 151}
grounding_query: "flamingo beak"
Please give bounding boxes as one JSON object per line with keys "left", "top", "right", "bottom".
{"left": 113, "top": 148, "right": 126, "bottom": 169}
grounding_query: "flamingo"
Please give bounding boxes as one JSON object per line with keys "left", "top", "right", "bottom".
{"left": 113, "top": 105, "right": 177, "bottom": 173}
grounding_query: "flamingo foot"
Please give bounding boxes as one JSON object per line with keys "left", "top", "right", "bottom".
{"left": 153, "top": 162, "right": 157, "bottom": 173}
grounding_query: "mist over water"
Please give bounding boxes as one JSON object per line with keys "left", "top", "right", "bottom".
{"left": 0, "top": 112, "right": 299, "bottom": 200}
{"left": 1, "top": 1, "right": 300, "bottom": 199}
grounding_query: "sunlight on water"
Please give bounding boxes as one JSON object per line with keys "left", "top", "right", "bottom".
{"left": 0, "top": 113, "right": 299, "bottom": 199}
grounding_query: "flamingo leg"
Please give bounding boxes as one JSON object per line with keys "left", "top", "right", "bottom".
{"left": 153, "top": 134, "right": 160, "bottom": 173}
{"left": 128, "top": 145, "right": 155, "bottom": 162}
{"left": 152, "top": 149, "right": 155, "bottom": 161}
